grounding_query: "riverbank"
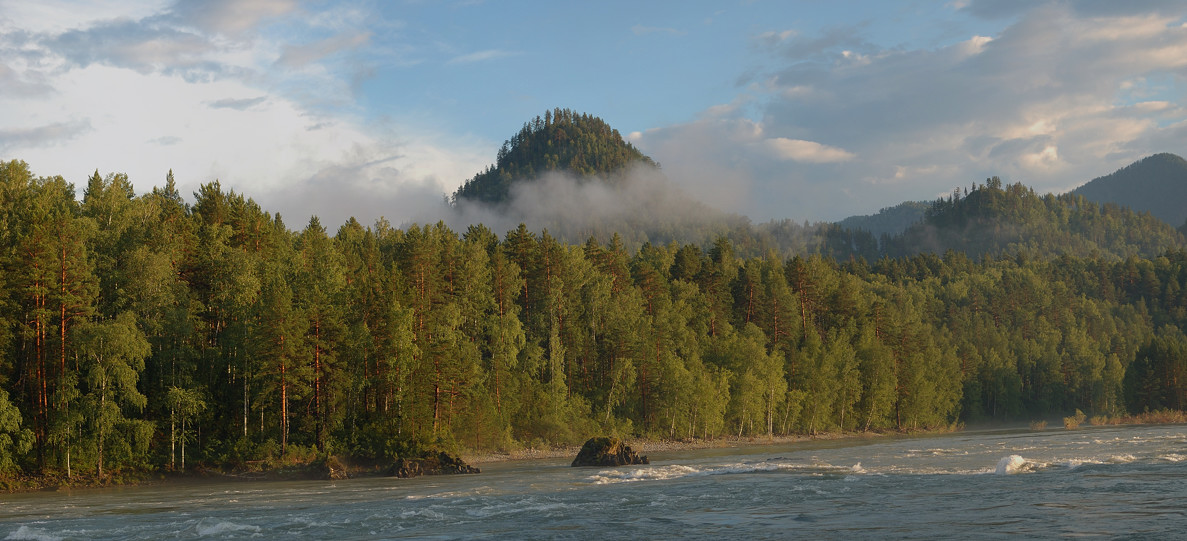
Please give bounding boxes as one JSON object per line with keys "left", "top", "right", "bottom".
{"left": 0, "top": 431, "right": 890, "bottom": 492}
{"left": 460, "top": 430, "right": 891, "bottom": 465}
{"left": 7, "top": 416, "right": 1182, "bottom": 492}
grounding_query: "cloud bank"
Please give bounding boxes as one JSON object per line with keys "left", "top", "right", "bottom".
{"left": 635, "top": 1, "right": 1187, "bottom": 222}
{"left": 0, "top": 0, "right": 488, "bottom": 229}
{"left": 2, "top": 0, "right": 1185, "bottom": 230}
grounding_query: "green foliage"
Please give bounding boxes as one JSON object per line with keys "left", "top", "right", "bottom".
{"left": 885, "top": 179, "right": 1186, "bottom": 260}
{"left": 3, "top": 150, "right": 1187, "bottom": 482}
{"left": 1063, "top": 409, "right": 1087, "bottom": 429}
{"left": 453, "top": 108, "right": 657, "bottom": 205}
{"left": 0, "top": 389, "right": 34, "bottom": 474}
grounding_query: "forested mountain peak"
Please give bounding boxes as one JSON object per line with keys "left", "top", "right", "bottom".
{"left": 452, "top": 108, "right": 658, "bottom": 205}
{"left": 881, "top": 176, "right": 1186, "bottom": 260}
{"left": 1072, "top": 153, "right": 1187, "bottom": 227}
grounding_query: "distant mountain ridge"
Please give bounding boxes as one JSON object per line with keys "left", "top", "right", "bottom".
{"left": 1072, "top": 153, "right": 1187, "bottom": 228}
{"left": 880, "top": 176, "right": 1185, "bottom": 260}
{"left": 836, "top": 200, "right": 929, "bottom": 239}
{"left": 452, "top": 112, "right": 1184, "bottom": 261}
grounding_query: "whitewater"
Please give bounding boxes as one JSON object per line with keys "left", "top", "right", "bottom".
{"left": 3, "top": 424, "right": 1185, "bottom": 539}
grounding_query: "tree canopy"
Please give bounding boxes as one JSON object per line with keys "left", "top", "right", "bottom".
{"left": 452, "top": 108, "right": 657, "bottom": 206}
{"left": 2, "top": 147, "right": 1187, "bottom": 483}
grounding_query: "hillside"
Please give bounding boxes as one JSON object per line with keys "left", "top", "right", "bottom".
{"left": 836, "top": 200, "right": 928, "bottom": 239}
{"left": 881, "top": 176, "right": 1186, "bottom": 260}
{"left": 1072, "top": 153, "right": 1187, "bottom": 227}
{"left": 5, "top": 151, "right": 1187, "bottom": 483}
{"left": 452, "top": 108, "right": 657, "bottom": 205}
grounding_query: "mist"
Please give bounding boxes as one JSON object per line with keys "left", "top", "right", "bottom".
{"left": 426, "top": 165, "right": 744, "bottom": 250}
{"left": 254, "top": 160, "right": 862, "bottom": 258}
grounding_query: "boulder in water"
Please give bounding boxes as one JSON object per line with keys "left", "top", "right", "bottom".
{"left": 320, "top": 456, "right": 349, "bottom": 480}
{"left": 388, "top": 451, "right": 480, "bottom": 478}
{"left": 571, "top": 437, "right": 649, "bottom": 467}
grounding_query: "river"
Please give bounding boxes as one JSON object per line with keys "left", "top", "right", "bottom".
{"left": 3, "top": 423, "right": 1185, "bottom": 539}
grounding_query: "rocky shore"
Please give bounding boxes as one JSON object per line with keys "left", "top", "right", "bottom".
{"left": 461, "top": 432, "right": 873, "bottom": 465}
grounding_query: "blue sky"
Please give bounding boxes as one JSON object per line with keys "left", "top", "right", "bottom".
{"left": 2, "top": 0, "right": 1186, "bottom": 228}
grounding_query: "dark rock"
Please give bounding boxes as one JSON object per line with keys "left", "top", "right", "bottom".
{"left": 571, "top": 437, "right": 649, "bottom": 467}
{"left": 387, "top": 451, "right": 480, "bottom": 478}
{"left": 322, "top": 456, "right": 349, "bottom": 480}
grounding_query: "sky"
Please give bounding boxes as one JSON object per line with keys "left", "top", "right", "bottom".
{"left": 2, "top": 0, "right": 1186, "bottom": 229}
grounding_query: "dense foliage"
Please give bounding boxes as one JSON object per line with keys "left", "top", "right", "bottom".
{"left": 2, "top": 159, "right": 1187, "bottom": 482}
{"left": 452, "top": 108, "right": 657, "bottom": 205}
{"left": 883, "top": 177, "right": 1185, "bottom": 260}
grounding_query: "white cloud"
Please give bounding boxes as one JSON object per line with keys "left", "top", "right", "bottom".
{"left": 447, "top": 49, "right": 517, "bottom": 65}
{"left": 169, "top": 0, "right": 298, "bottom": 37}
{"left": 0, "top": 0, "right": 492, "bottom": 228}
{"left": 764, "top": 138, "right": 855, "bottom": 163}
{"left": 207, "top": 96, "right": 268, "bottom": 110}
{"left": 276, "top": 32, "right": 370, "bottom": 68}
{"left": 0, "top": 0, "right": 169, "bottom": 34}
{"left": 958, "top": 35, "right": 994, "bottom": 56}
{"left": 639, "top": 2, "right": 1187, "bottom": 221}
{"left": 0, "top": 119, "right": 92, "bottom": 151}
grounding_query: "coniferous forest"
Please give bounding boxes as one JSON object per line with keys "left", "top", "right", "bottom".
{"left": 2, "top": 113, "right": 1187, "bottom": 483}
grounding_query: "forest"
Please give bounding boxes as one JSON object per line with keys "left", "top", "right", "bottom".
{"left": 2, "top": 147, "right": 1187, "bottom": 481}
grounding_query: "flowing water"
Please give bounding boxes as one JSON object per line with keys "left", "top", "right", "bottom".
{"left": 3, "top": 424, "right": 1185, "bottom": 539}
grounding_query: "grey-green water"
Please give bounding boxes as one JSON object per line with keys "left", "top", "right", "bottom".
{"left": 3, "top": 424, "right": 1185, "bottom": 539}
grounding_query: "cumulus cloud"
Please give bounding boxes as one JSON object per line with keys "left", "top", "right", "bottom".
{"left": 0, "top": 62, "right": 53, "bottom": 97}
{"left": 0, "top": 119, "right": 92, "bottom": 152}
{"left": 0, "top": 0, "right": 492, "bottom": 228}
{"left": 207, "top": 96, "right": 268, "bottom": 110}
{"left": 148, "top": 135, "right": 181, "bottom": 146}
{"left": 276, "top": 32, "right": 370, "bottom": 68}
{"left": 637, "top": 1, "right": 1187, "bottom": 221}
{"left": 169, "top": 0, "right": 298, "bottom": 37}
{"left": 251, "top": 132, "right": 490, "bottom": 229}
{"left": 764, "top": 138, "right": 855, "bottom": 163}
{"left": 49, "top": 19, "right": 214, "bottom": 75}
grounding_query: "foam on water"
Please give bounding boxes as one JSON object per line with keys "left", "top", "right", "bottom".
{"left": 4, "top": 424, "right": 1184, "bottom": 539}
{"left": 995, "top": 455, "right": 1039, "bottom": 475}
{"left": 586, "top": 460, "right": 856, "bottom": 485}
{"left": 464, "top": 498, "right": 570, "bottom": 519}
{"left": 192, "top": 519, "right": 262, "bottom": 537}
{"left": 587, "top": 464, "right": 699, "bottom": 484}
{"left": 399, "top": 508, "right": 446, "bottom": 521}
{"left": 4, "top": 526, "right": 62, "bottom": 541}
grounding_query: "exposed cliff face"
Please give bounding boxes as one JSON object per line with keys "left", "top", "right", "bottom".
{"left": 571, "top": 437, "right": 649, "bottom": 467}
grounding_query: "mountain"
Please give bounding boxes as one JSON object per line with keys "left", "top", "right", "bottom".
{"left": 836, "top": 201, "right": 928, "bottom": 239}
{"left": 1072, "top": 153, "right": 1187, "bottom": 227}
{"left": 452, "top": 108, "right": 657, "bottom": 205}
{"left": 881, "top": 176, "right": 1186, "bottom": 260}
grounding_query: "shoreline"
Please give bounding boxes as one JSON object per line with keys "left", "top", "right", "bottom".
{"left": 460, "top": 430, "right": 888, "bottom": 465}
{"left": 7, "top": 418, "right": 1183, "bottom": 493}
